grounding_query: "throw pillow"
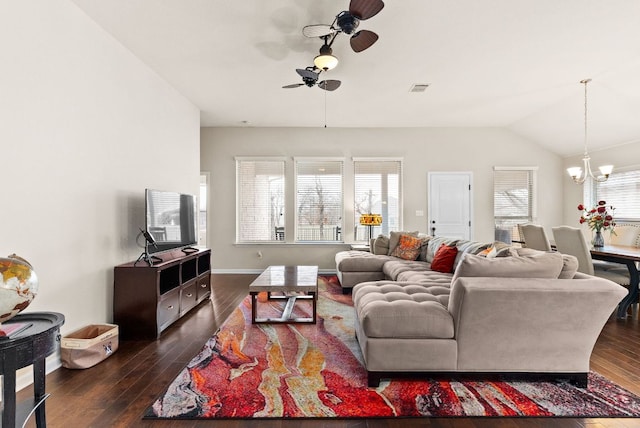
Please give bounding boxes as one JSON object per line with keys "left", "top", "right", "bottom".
{"left": 391, "top": 234, "right": 424, "bottom": 260}
{"left": 486, "top": 241, "right": 516, "bottom": 258}
{"left": 418, "top": 236, "right": 432, "bottom": 261}
{"left": 430, "top": 244, "right": 459, "bottom": 273}
{"left": 372, "top": 235, "right": 390, "bottom": 255}
{"left": 477, "top": 247, "right": 492, "bottom": 257}
{"left": 426, "top": 236, "right": 458, "bottom": 263}
{"left": 387, "top": 231, "right": 419, "bottom": 255}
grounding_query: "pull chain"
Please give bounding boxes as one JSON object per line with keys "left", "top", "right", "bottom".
{"left": 324, "top": 86, "right": 327, "bottom": 128}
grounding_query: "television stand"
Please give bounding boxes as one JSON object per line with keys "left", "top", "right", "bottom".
{"left": 114, "top": 248, "right": 212, "bottom": 339}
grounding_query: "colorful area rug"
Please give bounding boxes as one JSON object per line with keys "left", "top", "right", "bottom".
{"left": 145, "top": 276, "right": 640, "bottom": 419}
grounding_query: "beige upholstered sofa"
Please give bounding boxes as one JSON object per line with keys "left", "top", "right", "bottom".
{"left": 336, "top": 234, "right": 488, "bottom": 292}
{"left": 335, "top": 233, "right": 628, "bottom": 387}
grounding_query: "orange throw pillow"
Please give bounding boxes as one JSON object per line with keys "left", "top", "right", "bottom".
{"left": 430, "top": 244, "right": 459, "bottom": 273}
{"left": 390, "top": 234, "right": 423, "bottom": 260}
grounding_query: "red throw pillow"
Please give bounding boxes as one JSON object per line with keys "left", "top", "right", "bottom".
{"left": 430, "top": 244, "right": 459, "bottom": 273}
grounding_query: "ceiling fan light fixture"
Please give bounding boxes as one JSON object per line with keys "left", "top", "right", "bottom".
{"left": 314, "top": 45, "right": 339, "bottom": 71}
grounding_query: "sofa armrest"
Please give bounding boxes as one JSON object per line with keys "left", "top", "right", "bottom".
{"left": 448, "top": 276, "right": 627, "bottom": 372}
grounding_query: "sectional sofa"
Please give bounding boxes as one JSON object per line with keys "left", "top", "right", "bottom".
{"left": 335, "top": 233, "right": 628, "bottom": 387}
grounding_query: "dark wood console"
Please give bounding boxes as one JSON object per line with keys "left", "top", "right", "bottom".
{"left": 113, "top": 248, "right": 211, "bottom": 339}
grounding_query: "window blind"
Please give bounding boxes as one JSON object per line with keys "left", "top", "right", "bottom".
{"left": 493, "top": 168, "right": 536, "bottom": 242}
{"left": 354, "top": 160, "right": 402, "bottom": 241}
{"left": 596, "top": 169, "right": 640, "bottom": 221}
{"left": 295, "top": 160, "right": 343, "bottom": 242}
{"left": 236, "top": 160, "right": 285, "bottom": 242}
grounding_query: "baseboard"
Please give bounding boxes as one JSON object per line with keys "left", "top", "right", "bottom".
{"left": 15, "top": 350, "right": 62, "bottom": 393}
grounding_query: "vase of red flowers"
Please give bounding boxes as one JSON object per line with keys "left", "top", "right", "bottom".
{"left": 578, "top": 200, "right": 616, "bottom": 247}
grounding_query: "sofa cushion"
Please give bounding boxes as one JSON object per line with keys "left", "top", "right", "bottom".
{"left": 452, "top": 252, "right": 564, "bottom": 283}
{"left": 388, "top": 231, "right": 419, "bottom": 255}
{"left": 353, "top": 281, "right": 454, "bottom": 339}
{"left": 335, "top": 251, "right": 394, "bottom": 272}
{"left": 396, "top": 270, "right": 454, "bottom": 286}
{"left": 558, "top": 254, "right": 580, "bottom": 279}
{"left": 383, "top": 259, "right": 431, "bottom": 280}
{"left": 515, "top": 247, "right": 579, "bottom": 279}
{"left": 431, "top": 244, "right": 459, "bottom": 273}
{"left": 390, "top": 234, "right": 424, "bottom": 260}
{"left": 455, "top": 240, "right": 492, "bottom": 267}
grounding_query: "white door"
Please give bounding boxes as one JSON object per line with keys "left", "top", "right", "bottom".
{"left": 428, "top": 172, "right": 472, "bottom": 240}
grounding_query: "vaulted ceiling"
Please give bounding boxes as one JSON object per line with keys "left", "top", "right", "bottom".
{"left": 71, "top": 0, "right": 640, "bottom": 157}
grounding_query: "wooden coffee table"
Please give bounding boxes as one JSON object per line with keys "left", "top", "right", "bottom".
{"left": 249, "top": 265, "right": 318, "bottom": 324}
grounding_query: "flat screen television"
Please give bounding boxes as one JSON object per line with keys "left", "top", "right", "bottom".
{"left": 145, "top": 189, "right": 198, "bottom": 254}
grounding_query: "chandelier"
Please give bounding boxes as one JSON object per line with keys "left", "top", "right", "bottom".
{"left": 567, "top": 79, "right": 613, "bottom": 184}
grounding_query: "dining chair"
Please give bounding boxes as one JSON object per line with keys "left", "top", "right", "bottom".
{"left": 552, "top": 226, "right": 630, "bottom": 286}
{"left": 585, "top": 224, "right": 640, "bottom": 271}
{"left": 606, "top": 223, "right": 640, "bottom": 247}
{"left": 518, "top": 223, "right": 553, "bottom": 251}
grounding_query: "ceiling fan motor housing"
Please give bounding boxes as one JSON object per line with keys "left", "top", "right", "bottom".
{"left": 336, "top": 11, "right": 359, "bottom": 34}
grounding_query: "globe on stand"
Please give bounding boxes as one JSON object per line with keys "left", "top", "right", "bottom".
{"left": 0, "top": 254, "right": 39, "bottom": 325}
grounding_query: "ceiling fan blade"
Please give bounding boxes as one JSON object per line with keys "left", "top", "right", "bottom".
{"left": 318, "top": 80, "right": 341, "bottom": 91}
{"left": 350, "top": 30, "right": 379, "bottom": 52}
{"left": 302, "top": 24, "right": 335, "bottom": 38}
{"left": 349, "top": 0, "right": 384, "bottom": 20}
{"left": 296, "top": 68, "right": 319, "bottom": 80}
{"left": 282, "top": 83, "right": 304, "bottom": 89}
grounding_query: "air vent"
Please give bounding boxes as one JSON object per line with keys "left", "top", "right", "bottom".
{"left": 409, "top": 84, "right": 430, "bottom": 93}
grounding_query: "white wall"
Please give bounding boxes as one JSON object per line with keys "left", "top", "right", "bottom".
{"left": 201, "top": 127, "right": 563, "bottom": 272}
{"left": 1, "top": 1, "right": 200, "bottom": 385}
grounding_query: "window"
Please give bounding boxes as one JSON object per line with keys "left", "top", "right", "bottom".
{"left": 295, "top": 159, "right": 343, "bottom": 242}
{"left": 596, "top": 169, "right": 640, "bottom": 221}
{"left": 493, "top": 167, "right": 537, "bottom": 242}
{"left": 236, "top": 159, "right": 285, "bottom": 242}
{"left": 198, "top": 173, "right": 208, "bottom": 246}
{"left": 353, "top": 159, "right": 402, "bottom": 242}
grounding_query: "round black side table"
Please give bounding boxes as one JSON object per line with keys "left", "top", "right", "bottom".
{"left": 0, "top": 312, "right": 65, "bottom": 428}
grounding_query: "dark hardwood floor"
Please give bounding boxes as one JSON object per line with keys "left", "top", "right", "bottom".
{"left": 19, "top": 274, "right": 640, "bottom": 428}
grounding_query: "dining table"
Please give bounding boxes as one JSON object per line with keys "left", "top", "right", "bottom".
{"left": 590, "top": 244, "right": 640, "bottom": 319}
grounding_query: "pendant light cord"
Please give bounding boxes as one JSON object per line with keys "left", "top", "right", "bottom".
{"left": 581, "top": 78, "right": 591, "bottom": 157}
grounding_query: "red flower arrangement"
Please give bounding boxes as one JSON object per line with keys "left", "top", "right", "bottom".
{"left": 578, "top": 200, "right": 616, "bottom": 233}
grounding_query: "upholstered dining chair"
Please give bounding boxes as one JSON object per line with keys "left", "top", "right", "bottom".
{"left": 518, "top": 223, "right": 553, "bottom": 251}
{"left": 552, "top": 226, "right": 630, "bottom": 285}
{"left": 587, "top": 223, "right": 640, "bottom": 271}
{"left": 606, "top": 223, "right": 640, "bottom": 247}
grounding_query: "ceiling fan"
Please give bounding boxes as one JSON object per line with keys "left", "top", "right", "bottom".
{"left": 282, "top": 67, "right": 341, "bottom": 91}
{"left": 302, "top": 0, "right": 384, "bottom": 53}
